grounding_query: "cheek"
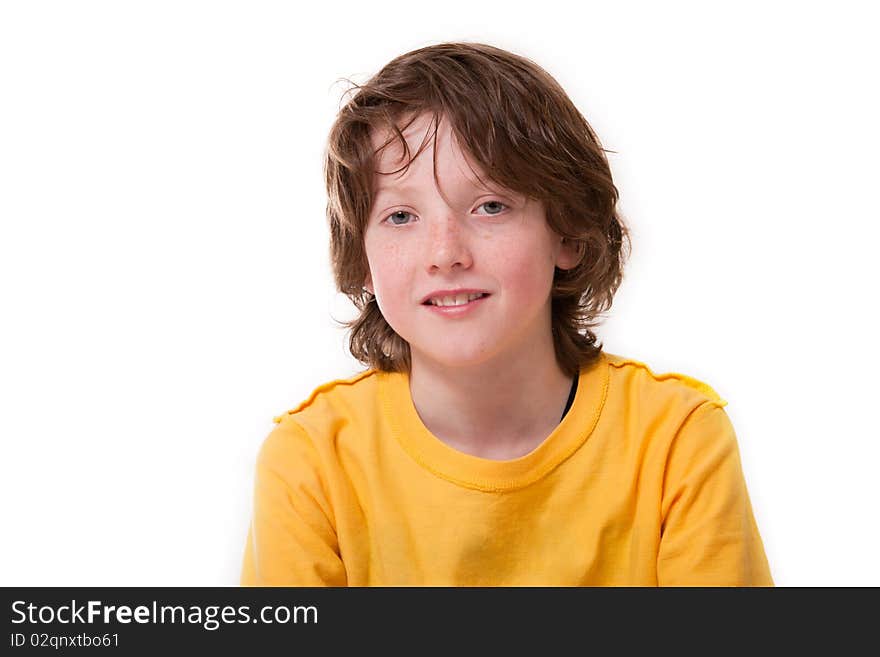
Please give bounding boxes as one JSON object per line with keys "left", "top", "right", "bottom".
{"left": 506, "top": 264, "right": 553, "bottom": 301}
{"left": 366, "top": 242, "right": 413, "bottom": 314}
{"left": 493, "top": 239, "right": 556, "bottom": 299}
{"left": 365, "top": 240, "right": 403, "bottom": 288}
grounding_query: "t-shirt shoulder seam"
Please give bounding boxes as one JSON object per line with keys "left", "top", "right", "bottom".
{"left": 603, "top": 351, "right": 727, "bottom": 407}
{"left": 272, "top": 369, "right": 378, "bottom": 423}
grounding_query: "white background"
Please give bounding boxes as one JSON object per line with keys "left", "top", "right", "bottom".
{"left": 1, "top": 1, "right": 877, "bottom": 586}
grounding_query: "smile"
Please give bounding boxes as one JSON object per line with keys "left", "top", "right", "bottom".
{"left": 422, "top": 293, "right": 490, "bottom": 316}
{"left": 426, "top": 292, "right": 488, "bottom": 307}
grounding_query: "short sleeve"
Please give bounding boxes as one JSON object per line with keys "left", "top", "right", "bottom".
{"left": 240, "top": 417, "right": 347, "bottom": 586}
{"left": 657, "top": 402, "right": 773, "bottom": 586}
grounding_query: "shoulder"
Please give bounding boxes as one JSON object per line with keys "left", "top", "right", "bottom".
{"left": 601, "top": 350, "right": 727, "bottom": 409}
{"left": 250, "top": 369, "right": 382, "bottom": 490}
{"left": 598, "top": 352, "right": 741, "bottom": 475}
{"left": 264, "top": 368, "right": 384, "bottom": 460}
{"left": 272, "top": 369, "right": 378, "bottom": 424}
{"left": 271, "top": 368, "right": 381, "bottom": 425}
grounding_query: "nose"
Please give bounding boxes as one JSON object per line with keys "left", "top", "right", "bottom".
{"left": 426, "top": 213, "right": 473, "bottom": 274}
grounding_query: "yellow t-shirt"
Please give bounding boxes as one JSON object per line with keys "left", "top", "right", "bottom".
{"left": 240, "top": 351, "right": 773, "bottom": 586}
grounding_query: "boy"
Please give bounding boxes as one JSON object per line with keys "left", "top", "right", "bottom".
{"left": 240, "top": 42, "right": 773, "bottom": 586}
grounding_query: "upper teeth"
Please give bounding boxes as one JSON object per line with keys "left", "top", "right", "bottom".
{"left": 429, "top": 293, "right": 484, "bottom": 307}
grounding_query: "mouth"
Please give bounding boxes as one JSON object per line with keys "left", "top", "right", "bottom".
{"left": 422, "top": 292, "right": 491, "bottom": 308}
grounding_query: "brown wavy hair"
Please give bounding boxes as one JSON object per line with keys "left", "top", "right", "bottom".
{"left": 323, "top": 42, "right": 631, "bottom": 378}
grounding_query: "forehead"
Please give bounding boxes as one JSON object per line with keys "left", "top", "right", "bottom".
{"left": 369, "top": 111, "right": 436, "bottom": 160}
{"left": 369, "top": 112, "right": 488, "bottom": 191}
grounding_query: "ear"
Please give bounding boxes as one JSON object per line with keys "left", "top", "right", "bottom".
{"left": 555, "top": 237, "right": 582, "bottom": 271}
{"left": 363, "top": 273, "right": 374, "bottom": 296}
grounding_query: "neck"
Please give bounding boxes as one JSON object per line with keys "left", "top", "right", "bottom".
{"left": 407, "top": 328, "right": 574, "bottom": 460}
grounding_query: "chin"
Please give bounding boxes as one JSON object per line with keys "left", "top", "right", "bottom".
{"left": 416, "top": 344, "right": 498, "bottom": 369}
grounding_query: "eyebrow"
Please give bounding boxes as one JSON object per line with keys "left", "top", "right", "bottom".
{"left": 374, "top": 180, "right": 511, "bottom": 197}
{"left": 374, "top": 182, "right": 416, "bottom": 195}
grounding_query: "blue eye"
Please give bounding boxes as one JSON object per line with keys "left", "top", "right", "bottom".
{"left": 477, "top": 200, "right": 508, "bottom": 215}
{"left": 382, "top": 201, "right": 508, "bottom": 226}
{"left": 385, "top": 210, "right": 414, "bottom": 226}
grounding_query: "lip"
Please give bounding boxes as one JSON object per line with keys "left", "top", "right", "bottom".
{"left": 423, "top": 293, "right": 490, "bottom": 317}
{"left": 420, "top": 288, "right": 490, "bottom": 305}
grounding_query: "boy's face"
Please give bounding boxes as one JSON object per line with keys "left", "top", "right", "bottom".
{"left": 363, "top": 112, "right": 579, "bottom": 370}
